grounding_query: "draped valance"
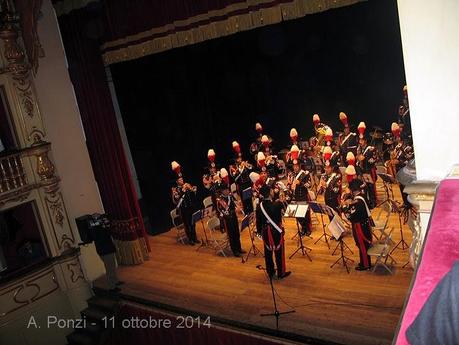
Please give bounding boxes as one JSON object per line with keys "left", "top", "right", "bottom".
{"left": 53, "top": 0, "right": 364, "bottom": 66}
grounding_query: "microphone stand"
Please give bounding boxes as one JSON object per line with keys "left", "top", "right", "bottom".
{"left": 257, "top": 265, "right": 295, "bottom": 331}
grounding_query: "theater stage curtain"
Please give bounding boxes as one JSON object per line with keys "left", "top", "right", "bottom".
{"left": 58, "top": 8, "right": 150, "bottom": 265}
{"left": 99, "top": 0, "right": 364, "bottom": 65}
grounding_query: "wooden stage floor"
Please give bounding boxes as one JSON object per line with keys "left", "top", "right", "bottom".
{"left": 96, "top": 190, "right": 414, "bottom": 345}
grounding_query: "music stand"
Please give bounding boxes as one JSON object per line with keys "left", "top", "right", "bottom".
{"left": 241, "top": 212, "right": 263, "bottom": 263}
{"left": 377, "top": 173, "right": 397, "bottom": 202}
{"left": 258, "top": 265, "right": 295, "bottom": 330}
{"left": 309, "top": 202, "right": 332, "bottom": 249}
{"left": 376, "top": 174, "right": 410, "bottom": 253}
{"left": 389, "top": 201, "right": 410, "bottom": 253}
{"left": 329, "top": 212, "right": 353, "bottom": 257}
{"left": 285, "top": 202, "right": 312, "bottom": 261}
{"left": 192, "top": 210, "right": 210, "bottom": 251}
{"left": 328, "top": 216, "right": 354, "bottom": 274}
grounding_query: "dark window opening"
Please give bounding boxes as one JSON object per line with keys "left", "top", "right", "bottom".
{"left": 0, "top": 201, "right": 48, "bottom": 281}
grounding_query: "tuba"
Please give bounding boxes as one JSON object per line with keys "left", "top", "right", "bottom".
{"left": 315, "top": 123, "right": 328, "bottom": 147}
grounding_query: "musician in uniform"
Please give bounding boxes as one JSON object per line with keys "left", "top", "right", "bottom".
{"left": 256, "top": 184, "right": 291, "bottom": 280}
{"left": 398, "top": 85, "right": 411, "bottom": 141}
{"left": 356, "top": 123, "right": 377, "bottom": 208}
{"left": 320, "top": 147, "right": 342, "bottom": 221}
{"left": 202, "top": 149, "right": 220, "bottom": 207}
{"left": 290, "top": 128, "right": 299, "bottom": 147}
{"left": 171, "top": 162, "right": 200, "bottom": 245}
{"left": 287, "top": 160, "right": 312, "bottom": 236}
{"left": 339, "top": 112, "right": 358, "bottom": 163}
{"left": 342, "top": 180, "right": 374, "bottom": 271}
{"left": 215, "top": 181, "right": 245, "bottom": 257}
{"left": 230, "top": 141, "right": 254, "bottom": 215}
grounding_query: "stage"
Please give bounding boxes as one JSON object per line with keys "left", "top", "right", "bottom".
{"left": 95, "top": 189, "right": 413, "bottom": 345}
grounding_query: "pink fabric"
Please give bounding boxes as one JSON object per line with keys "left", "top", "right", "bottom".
{"left": 396, "top": 179, "right": 459, "bottom": 344}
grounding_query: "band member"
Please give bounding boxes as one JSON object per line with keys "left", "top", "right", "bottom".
{"left": 344, "top": 164, "right": 372, "bottom": 209}
{"left": 215, "top": 181, "right": 245, "bottom": 257}
{"left": 312, "top": 113, "right": 321, "bottom": 131}
{"left": 342, "top": 180, "right": 373, "bottom": 271}
{"left": 329, "top": 142, "right": 341, "bottom": 168}
{"left": 202, "top": 148, "right": 220, "bottom": 207}
{"left": 286, "top": 144, "right": 300, "bottom": 171}
{"left": 287, "top": 160, "right": 312, "bottom": 236}
{"left": 356, "top": 123, "right": 377, "bottom": 207}
{"left": 256, "top": 184, "right": 291, "bottom": 280}
{"left": 257, "top": 151, "right": 267, "bottom": 175}
{"left": 391, "top": 123, "right": 414, "bottom": 206}
{"left": 251, "top": 123, "right": 272, "bottom": 160}
{"left": 339, "top": 112, "right": 358, "bottom": 162}
{"left": 171, "top": 161, "right": 200, "bottom": 245}
{"left": 230, "top": 141, "right": 254, "bottom": 215}
{"left": 290, "top": 128, "right": 299, "bottom": 146}
{"left": 398, "top": 85, "right": 411, "bottom": 141}
{"left": 320, "top": 147, "right": 342, "bottom": 220}
{"left": 261, "top": 135, "right": 272, "bottom": 156}
{"left": 324, "top": 127, "right": 334, "bottom": 147}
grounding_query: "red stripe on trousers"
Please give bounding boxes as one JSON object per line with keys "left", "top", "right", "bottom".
{"left": 355, "top": 223, "right": 369, "bottom": 268}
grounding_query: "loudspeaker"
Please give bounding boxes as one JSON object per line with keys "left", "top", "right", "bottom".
{"left": 75, "top": 215, "right": 93, "bottom": 244}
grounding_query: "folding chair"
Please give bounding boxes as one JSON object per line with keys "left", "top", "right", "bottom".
{"left": 375, "top": 165, "right": 388, "bottom": 198}
{"left": 371, "top": 201, "right": 392, "bottom": 240}
{"left": 207, "top": 216, "right": 229, "bottom": 257}
{"left": 368, "top": 229, "right": 396, "bottom": 274}
{"left": 203, "top": 196, "right": 213, "bottom": 209}
{"left": 202, "top": 196, "right": 215, "bottom": 218}
{"left": 170, "top": 209, "right": 187, "bottom": 244}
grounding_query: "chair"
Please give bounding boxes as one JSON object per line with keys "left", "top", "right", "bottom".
{"left": 207, "top": 216, "right": 229, "bottom": 257}
{"left": 170, "top": 209, "right": 187, "bottom": 244}
{"left": 371, "top": 201, "right": 392, "bottom": 240}
{"left": 203, "top": 196, "right": 213, "bottom": 209}
{"left": 368, "top": 228, "right": 397, "bottom": 274}
{"left": 375, "top": 165, "right": 388, "bottom": 197}
{"left": 202, "top": 196, "right": 214, "bottom": 218}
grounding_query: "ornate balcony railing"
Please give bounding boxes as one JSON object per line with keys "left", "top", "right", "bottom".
{"left": 0, "top": 151, "right": 28, "bottom": 194}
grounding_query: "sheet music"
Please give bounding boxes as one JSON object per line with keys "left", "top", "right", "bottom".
{"left": 328, "top": 216, "right": 347, "bottom": 240}
{"left": 295, "top": 204, "right": 309, "bottom": 218}
{"left": 284, "top": 204, "right": 298, "bottom": 217}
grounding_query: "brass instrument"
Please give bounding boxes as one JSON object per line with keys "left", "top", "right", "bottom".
{"left": 314, "top": 123, "right": 327, "bottom": 147}
{"left": 183, "top": 182, "right": 197, "bottom": 192}
{"left": 240, "top": 160, "right": 253, "bottom": 169}
{"left": 202, "top": 174, "right": 213, "bottom": 189}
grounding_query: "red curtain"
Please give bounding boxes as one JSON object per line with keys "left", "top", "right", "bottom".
{"left": 57, "top": 7, "right": 150, "bottom": 262}
{"left": 108, "top": 303, "right": 282, "bottom": 345}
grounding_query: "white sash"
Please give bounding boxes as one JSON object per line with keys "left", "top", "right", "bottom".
{"left": 295, "top": 170, "right": 305, "bottom": 181}
{"left": 260, "top": 202, "right": 283, "bottom": 233}
{"left": 326, "top": 173, "right": 336, "bottom": 187}
{"left": 341, "top": 133, "right": 354, "bottom": 145}
{"left": 363, "top": 146, "right": 373, "bottom": 155}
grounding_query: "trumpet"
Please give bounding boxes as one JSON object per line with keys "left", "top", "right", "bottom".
{"left": 183, "top": 183, "right": 197, "bottom": 192}
{"left": 241, "top": 160, "right": 253, "bottom": 169}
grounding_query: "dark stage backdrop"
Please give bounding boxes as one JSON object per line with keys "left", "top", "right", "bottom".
{"left": 111, "top": 0, "right": 406, "bottom": 234}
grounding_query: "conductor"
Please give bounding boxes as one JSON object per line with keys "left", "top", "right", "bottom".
{"left": 256, "top": 184, "right": 291, "bottom": 280}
